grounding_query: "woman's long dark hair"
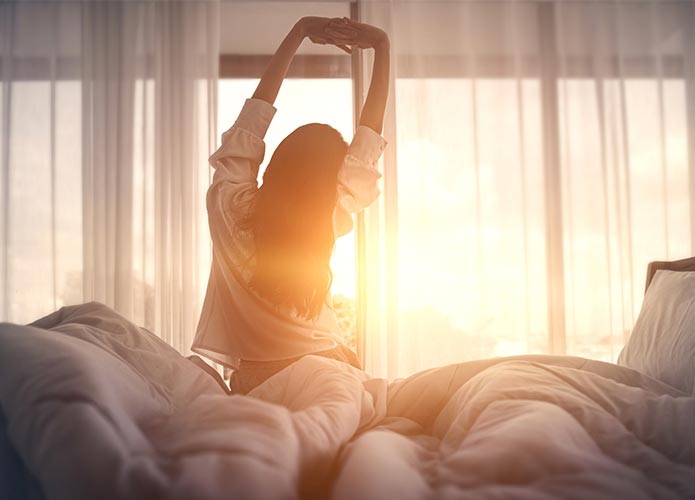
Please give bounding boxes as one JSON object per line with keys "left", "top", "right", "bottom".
{"left": 246, "top": 123, "right": 348, "bottom": 320}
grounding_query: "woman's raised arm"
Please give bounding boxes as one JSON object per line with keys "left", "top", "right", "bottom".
{"left": 252, "top": 17, "right": 351, "bottom": 106}
{"left": 326, "top": 19, "right": 390, "bottom": 134}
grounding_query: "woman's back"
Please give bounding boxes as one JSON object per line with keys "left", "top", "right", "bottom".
{"left": 191, "top": 98, "right": 385, "bottom": 373}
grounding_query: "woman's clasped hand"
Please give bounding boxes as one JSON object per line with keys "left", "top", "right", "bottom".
{"left": 297, "top": 16, "right": 389, "bottom": 54}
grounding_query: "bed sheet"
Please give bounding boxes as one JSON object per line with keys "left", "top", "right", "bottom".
{"left": 0, "top": 302, "right": 693, "bottom": 500}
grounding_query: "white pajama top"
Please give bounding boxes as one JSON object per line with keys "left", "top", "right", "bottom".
{"left": 191, "top": 98, "right": 387, "bottom": 369}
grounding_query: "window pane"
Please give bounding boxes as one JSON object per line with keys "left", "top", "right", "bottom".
{"left": 4, "top": 80, "right": 82, "bottom": 323}
{"left": 394, "top": 77, "right": 547, "bottom": 369}
{"left": 558, "top": 78, "right": 689, "bottom": 361}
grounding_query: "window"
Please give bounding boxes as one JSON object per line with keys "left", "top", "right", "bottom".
{"left": 219, "top": 2, "right": 694, "bottom": 370}
{"left": 1, "top": 79, "right": 83, "bottom": 323}
{"left": 361, "top": 2, "right": 694, "bottom": 376}
{"left": 393, "top": 78, "right": 548, "bottom": 365}
{"left": 558, "top": 78, "right": 689, "bottom": 361}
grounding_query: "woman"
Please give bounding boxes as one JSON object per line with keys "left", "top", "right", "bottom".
{"left": 191, "top": 17, "right": 390, "bottom": 394}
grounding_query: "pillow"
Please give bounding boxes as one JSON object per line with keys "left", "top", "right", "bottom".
{"left": 618, "top": 269, "right": 695, "bottom": 394}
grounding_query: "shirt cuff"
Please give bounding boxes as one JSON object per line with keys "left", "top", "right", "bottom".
{"left": 230, "top": 98, "right": 277, "bottom": 138}
{"left": 347, "top": 126, "right": 388, "bottom": 165}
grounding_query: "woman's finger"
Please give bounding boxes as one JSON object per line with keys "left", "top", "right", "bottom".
{"left": 308, "top": 35, "right": 328, "bottom": 45}
{"left": 329, "top": 17, "right": 350, "bottom": 26}
{"left": 324, "top": 30, "right": 357, "bottom": 43}
{"left": 310, "top": 33, "right": 353, "bottom": 54}
{"left": 325, "top": 24, "right": 358, "bottom": 35}
{"left": 324, "top": 31, "right": 357, "bottom": 40}
{"left": 318, "top": 37, "right": 353, "bottom": 54}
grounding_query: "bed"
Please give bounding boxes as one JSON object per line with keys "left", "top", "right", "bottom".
{"left": 1, "top": 260, "right": 694, "bottom": 500}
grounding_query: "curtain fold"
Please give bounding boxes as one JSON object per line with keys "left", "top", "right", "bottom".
{"left": 0, "top": 1, "right": 218, "bottom": 355}
{"left": 81, "top": 1, "right": 137, "bottom": 319}
{"left": 358, "top": 0, "right": 695, "bottom": 378}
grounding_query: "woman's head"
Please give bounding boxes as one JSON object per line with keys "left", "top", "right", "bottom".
{"left": 247, "top": 123, "right": 348, "bottom": 319}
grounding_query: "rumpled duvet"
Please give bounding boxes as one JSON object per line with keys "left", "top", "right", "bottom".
{"left": 0, "top": 302, "right": 693, "bottom": 500}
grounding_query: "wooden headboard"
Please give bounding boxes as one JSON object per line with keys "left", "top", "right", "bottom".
{"left": 645, "top": 256, "right": 695, "bottom": 294}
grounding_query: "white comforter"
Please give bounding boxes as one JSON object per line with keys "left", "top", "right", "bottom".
{"left": 0, "top": 303, "right": 693, "bottom": 500}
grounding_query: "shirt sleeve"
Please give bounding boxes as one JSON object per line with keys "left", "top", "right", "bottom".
{"left": 206, "top": 98, "right": 277, "bottom": 219}
{"left": 333, "top": 125, "right": 388, "bottom": 237}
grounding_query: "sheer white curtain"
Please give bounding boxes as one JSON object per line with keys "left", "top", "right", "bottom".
{"left": 0, "top": 1, "right": 218, "bottom": 354}
{"left": 358, "top": 0, "right": 695, "bottom": 378}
